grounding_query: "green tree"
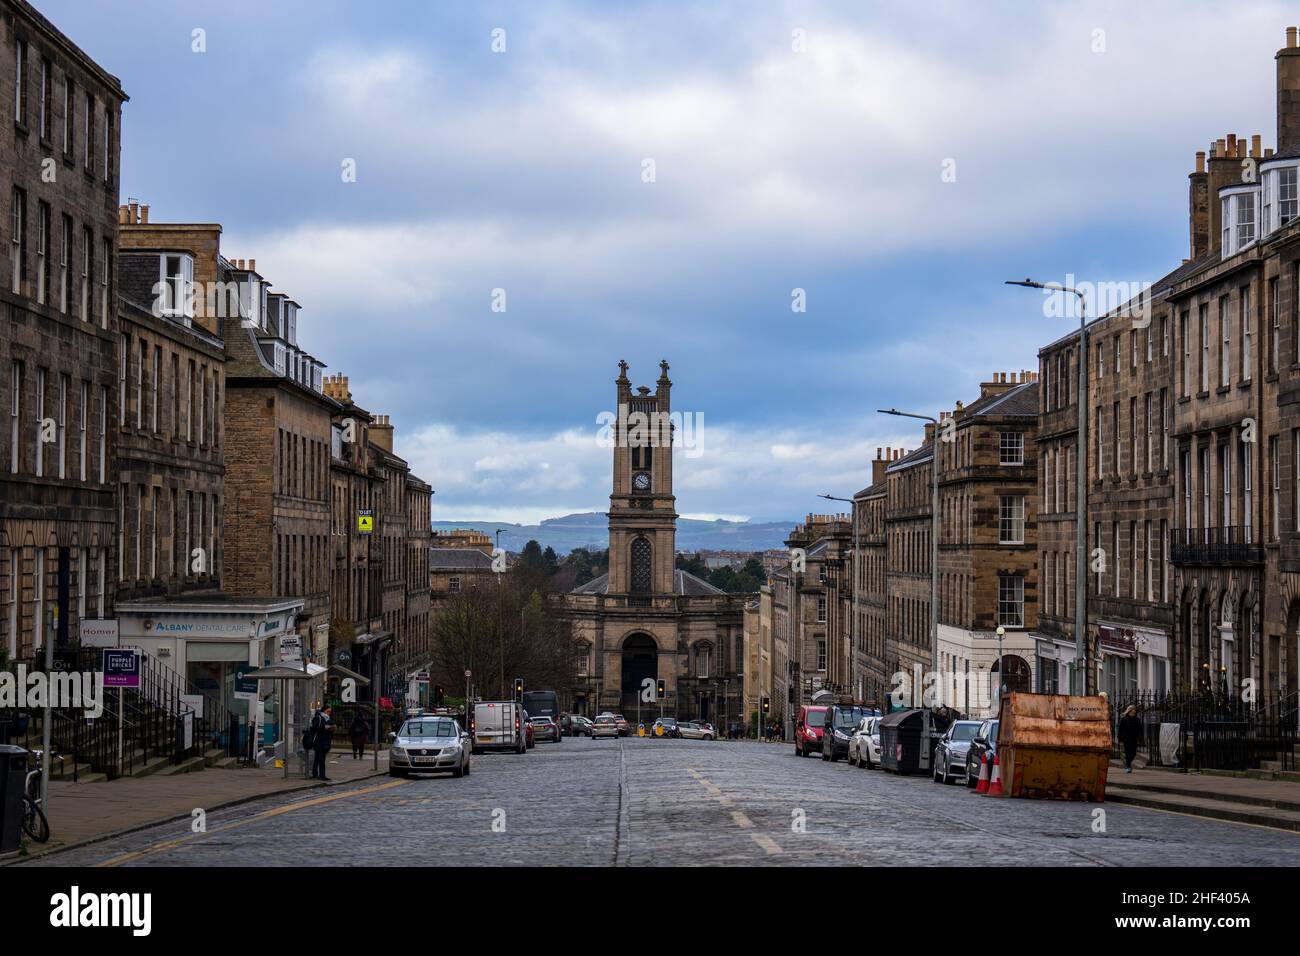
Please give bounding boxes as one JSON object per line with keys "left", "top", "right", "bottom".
{"left": 519, "top": 539, "right": 545, "bottom": 570}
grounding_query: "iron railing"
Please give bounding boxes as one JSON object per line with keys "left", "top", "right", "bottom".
{"left": 1109, "top": 689, "right": 1297, "bottom": 772}
{"left": 1170, "top": 525, "right": 1264, "bottom": 565}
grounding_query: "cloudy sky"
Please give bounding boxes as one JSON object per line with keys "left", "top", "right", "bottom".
{"left": 46, "top": 0, "right": 1292, "bottom": 523}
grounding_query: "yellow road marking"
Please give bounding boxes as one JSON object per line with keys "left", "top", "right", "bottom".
{"left": 688, "top": 768, "right": 783, "bottom": 856}
{"left": 96, "top": 779, "right": 411, "bottom": 867}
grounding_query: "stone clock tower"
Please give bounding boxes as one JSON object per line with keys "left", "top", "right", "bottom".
{"left": 606, "top": 359, "right": 677, "bottom": 597}
{"left": 561, "top": 360, "right": 750, "bottom": 722}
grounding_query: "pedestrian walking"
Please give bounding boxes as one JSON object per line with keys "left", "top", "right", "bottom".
{"left": 1117, "top": 704, "right": 1141, "bottom": 773}
{"left": 348, "top": 711, "right": 369, "bottom": 760}
{"left": 310, "top": 703, "right": 336, "bottom": 781}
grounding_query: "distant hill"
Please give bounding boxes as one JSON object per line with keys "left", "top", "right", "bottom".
{"left": 431, "top": 512, "right": 794, "bottom": 554}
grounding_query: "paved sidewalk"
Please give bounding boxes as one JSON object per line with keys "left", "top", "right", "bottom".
{"left": 1106, "top": 763, "right": 1300, "bottom": 831}
{"left": 9, "top": 748, "right": 389, "bottom": 862}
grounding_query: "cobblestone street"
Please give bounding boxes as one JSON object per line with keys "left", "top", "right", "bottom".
{"left": 23, "top": 739, "right": 1300, "bottom": 867}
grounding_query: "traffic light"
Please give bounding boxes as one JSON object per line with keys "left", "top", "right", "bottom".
{"left": 761, "top": 696, "right": 770, "bottom": 714}
{"left": 655, "top": 679, "right": 666, "bottom": 700}
{"left": 514, "top": 677, "right": 524, "bottom": 697}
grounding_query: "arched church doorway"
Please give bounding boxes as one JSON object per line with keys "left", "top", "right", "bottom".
{"left": 621, "top": 633, "right": 658, "bottom": 717}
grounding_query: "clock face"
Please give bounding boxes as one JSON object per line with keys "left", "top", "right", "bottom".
{"left": 633, "top": 471, "right": 651, "bottom": 492}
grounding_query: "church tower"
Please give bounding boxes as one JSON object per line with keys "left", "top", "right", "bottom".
{"left": 606, "top": 359, "right": 677, "bottom": 598}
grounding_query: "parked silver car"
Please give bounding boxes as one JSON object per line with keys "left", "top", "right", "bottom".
{"left": 390, "top": 716, "right": 471, "bottom": 778}
{"left": 933, "top": 719, "right": 983, "bottom": 784}
{"left": 848, "top": 715, "right": 881, "bottom": 768}
{"left": 678, "top": 721, "right": 717, "bottom": 740}
{"left": 591, "top": 715, "right": 620, "bottom": 738}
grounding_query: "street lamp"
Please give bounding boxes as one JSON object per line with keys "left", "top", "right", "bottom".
{"left": 819, "top": 493, "right": 860, "bottom": 702}
{"left": 877, "top": 408, "right": 941, "bottom": 698}
{"left": 1005, "top": 278, "right": 1091, "bottom": 695}
{"left": 995, "top": 624, "right": 1006, "bottom": 708}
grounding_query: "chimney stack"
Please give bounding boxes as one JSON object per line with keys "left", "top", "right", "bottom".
{"left": 1278, "top": 28, "right": 1300, "bottom": 154}
{"left": 1189, "top": 150, "right": 1209, "bottom": 258}
{"left": 1207, "top": 136, "right": 1241, "bottom": 257}
{"left": 370, "top": 413, "right": 394, "bottom": 452}
{"left": 139, "top": 205, "right": 149, "bottom": 223}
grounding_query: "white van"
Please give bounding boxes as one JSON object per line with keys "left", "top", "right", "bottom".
{"left": 471, "top": 701, "right": 527, "bottom": 754}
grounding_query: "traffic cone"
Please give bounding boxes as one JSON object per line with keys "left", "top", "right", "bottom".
{"left": 986, "top": 753, "right": 1004, "bottom": 797}
{"left": 973, "top": 751, "right": 989, "bottom": 794}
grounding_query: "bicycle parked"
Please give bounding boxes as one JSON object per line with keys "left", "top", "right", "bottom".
{"left": 22, "top": 749, "right": 51, "bottom": 843}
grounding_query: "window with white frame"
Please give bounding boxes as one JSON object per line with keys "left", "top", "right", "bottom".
{"left": 1272, "top": 435, "right": 1280, "bottom": 540}
{"left": 80, "top": 227, "right": 91, "bottom": 320}
{"left": 999, "top": 495, "right": 1025, "bottom": 544}
{"left": 1281, "top": 167, "right": 1298, "bottom": 227}
{"left": 1237, "top": 193, "right": 1256, "bottom": 248}
{"left": 135, "top": 339, "right": 144, "bottom": 430}
{"left": 1244, "top": 439, "right": 1253, "bottom": 544}
{"left": 61, "top": 74, "right": 71, "bottom": 154}
{"left": 1145, "top": 519, "right": 1153, "bottom": 601}
{"left": 78, "top": 381, "right": 86, "bottom": 481}
{"left": 1271, "top": 276, "right": 1280, "bottom": 375}
{"left": 151, "top": 346, "right": 160, "bottom": 433}
{"left": 1242, "top": 285, "right": 1253, "bottom": 382}
{"left": 1113, "top": 523, "right": 1120, "bottom": 597}
{"left": 998, "top": 575, "right": 1024, "bottom": 627}
{"left": 999, "top": 431, "right": 1023, "bottom": 465}
{"left": 33, "top": 549, "right": 44, "bottom": 650}
{"left": 35, "top": 201, "right": 48, "bottom": 305}
{"left": 159, "top": 254, "right": 194, "bottom": 319}
{"left": 1221, "top": 443, "right": 1232, "bottom": 530}
{"left": 817, "top": 639, "right": 827, "bottom": 671}
{"left": 1220, "top": 298, "right": 1231, "bottom": 387}
{"left": 100, "top": 238, "right": 109, "bottom": 327}
{"left": 10, "top": 187, "right": 25, "bottom": 294}
{"left": 35, "top": 368, "right": 45, "bottom": 476}
{"left": 1145, "top": 393, "right": 1153, "bottom": 472}
{"left": 97, "top": 385, "right": 106, "bottom": 482}
{"left": 817, "top": 595, "right": 827, "bottom": 623}
{"left": 1200, "top": 305, "right": 1209, "bottom": 393}
{"left": 59, "top": 214, "right": 70, "bottom": 313}
{"left": 13, "top": 38, "right": 26, "bottom": 125}
{"left": 9, "top": 361, "right": 20, "bottom": 475}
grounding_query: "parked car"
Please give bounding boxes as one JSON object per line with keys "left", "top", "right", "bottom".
{"left": 613, "top": 714, "right": 630, "bottom": 736}
{"left": 848, "top": 715, "right": 881, "bottom": 768}
{"left": 965, "top": 718, "right": 1001, "bottom": 787}
{"left": 389, "top": 716, "right": 471, "bottom": 778}
{"left": 565, "top": 715, "right": 593, "bottom": 737}
{"left": 933, "top": 719, "right": 983, "bottom": 784}
{"left": 678, "top": 721, "right": 716, "bottom": 740}
{"left": 822, "top": 704, "right": 875, "bottom": 762}
{"left": 652, "top": 717, "right": 681, "bottom": 738}
{"left": 529, "top": 715, "right": 561, "bottom": 742}
{"left": 794, "top": 705, "right": 828, "bottom": 758}
{"left": 470, "top": 701, "right": 527, "bottom": 755}
{"left": 521, "top": 709, "right": 536, "bottom": 749}
{"left": 591, "top": 715, "right": 620, "bottom": 738}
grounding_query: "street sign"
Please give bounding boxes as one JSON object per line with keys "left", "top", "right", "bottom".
{"left": 79, "top": 619, "right": 119, "bottom": 647}
{"left": 102, "top": 648, "right": 141, "bottom": 689}
{"left": 233, "top": 662, "right": 259, "bottom": 700}
{"left": 357, "top": 509, "right": 374, "bottom": 534}
{"left": 464, "top": 669, "right": 471, "bottom": 678}
{"left": 336, "top": 649, "right": 352, "bottom": 666}
{"left": 279, "top": 634, "right": 303, "bottom": 665}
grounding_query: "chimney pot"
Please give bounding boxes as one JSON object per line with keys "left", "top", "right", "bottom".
{"left": 1195, "top": 150, "right": 1206, "bottom": 173}
{"left": 1252, "top": 133, "right": 1262, "bottom": 157}
{"left": 1289, "top": 26, "right": 1298, "bottom": 48}
{"left": 140, "top": 205, "right": 149, "bottom": 223}
{"left": 249, "top": 258, "right": 256, "bottom": 272}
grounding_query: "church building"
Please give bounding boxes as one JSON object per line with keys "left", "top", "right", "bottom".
{"left": 562, "top": 361, "right": 749, "bottom": 725}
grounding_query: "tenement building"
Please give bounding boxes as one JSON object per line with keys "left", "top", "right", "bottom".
{"left": 852, "top": 451, "right": 890, "bottom": 708}
{"left": 1, "top": 1, "right": 125, "bottom": 657}
{"left": 885, "top": 441, "right": 937, "bottom": 704}
{"left": 935, "top": 373, "right": 1040, "bottom": 718}
{"left": 784, "top": 512, "right": 851, "bottom": 703}
{"left": 562, "top": 361, "right": 749, "bottom": 723}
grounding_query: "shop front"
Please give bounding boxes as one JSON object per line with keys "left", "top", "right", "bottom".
{"left": 114, "top": 596, "right": 307, "bottom": 756}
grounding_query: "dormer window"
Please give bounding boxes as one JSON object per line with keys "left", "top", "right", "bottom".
{"left": 158, "top": 253, "right": 194, "bottom": 320}
{"left": 1219, "top": 185, "right": 1260, "bottom": 259}
{"left": 243, "top": 276, "right": 261, "bottom": 327}
{"left": 1236, "top": 193, "right": 1256, "bottom": 247}
{"left": 272, "top": 341, "right": 286, "bottom": 375}
{"left": 1258, "top": 161, "right": 1299, "bottom": 238}
{"left": 1281, "top": 167, "right": 1298, "bottom": 226}
{"left": 283, "top": 303, "right": 299, "bottom": 346}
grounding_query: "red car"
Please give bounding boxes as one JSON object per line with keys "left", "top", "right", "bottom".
{"left": 529, "top": 716, "right": 561, "bottom": 742}
{"left": 522, "top": 711, "right": 536, "bottom": 749}
{"left": 794, "top": 705, "right": 828, "bottom": 758}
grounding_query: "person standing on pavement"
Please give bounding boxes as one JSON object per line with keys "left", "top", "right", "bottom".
{"left": 1117, "top": 705, "right": 1142, "bottom": 773}
{"left": 311, "top": 703, "right": 336, "bottom": 781}
{"left": 348, "top": 711, "right": 369, "bottom": 760}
